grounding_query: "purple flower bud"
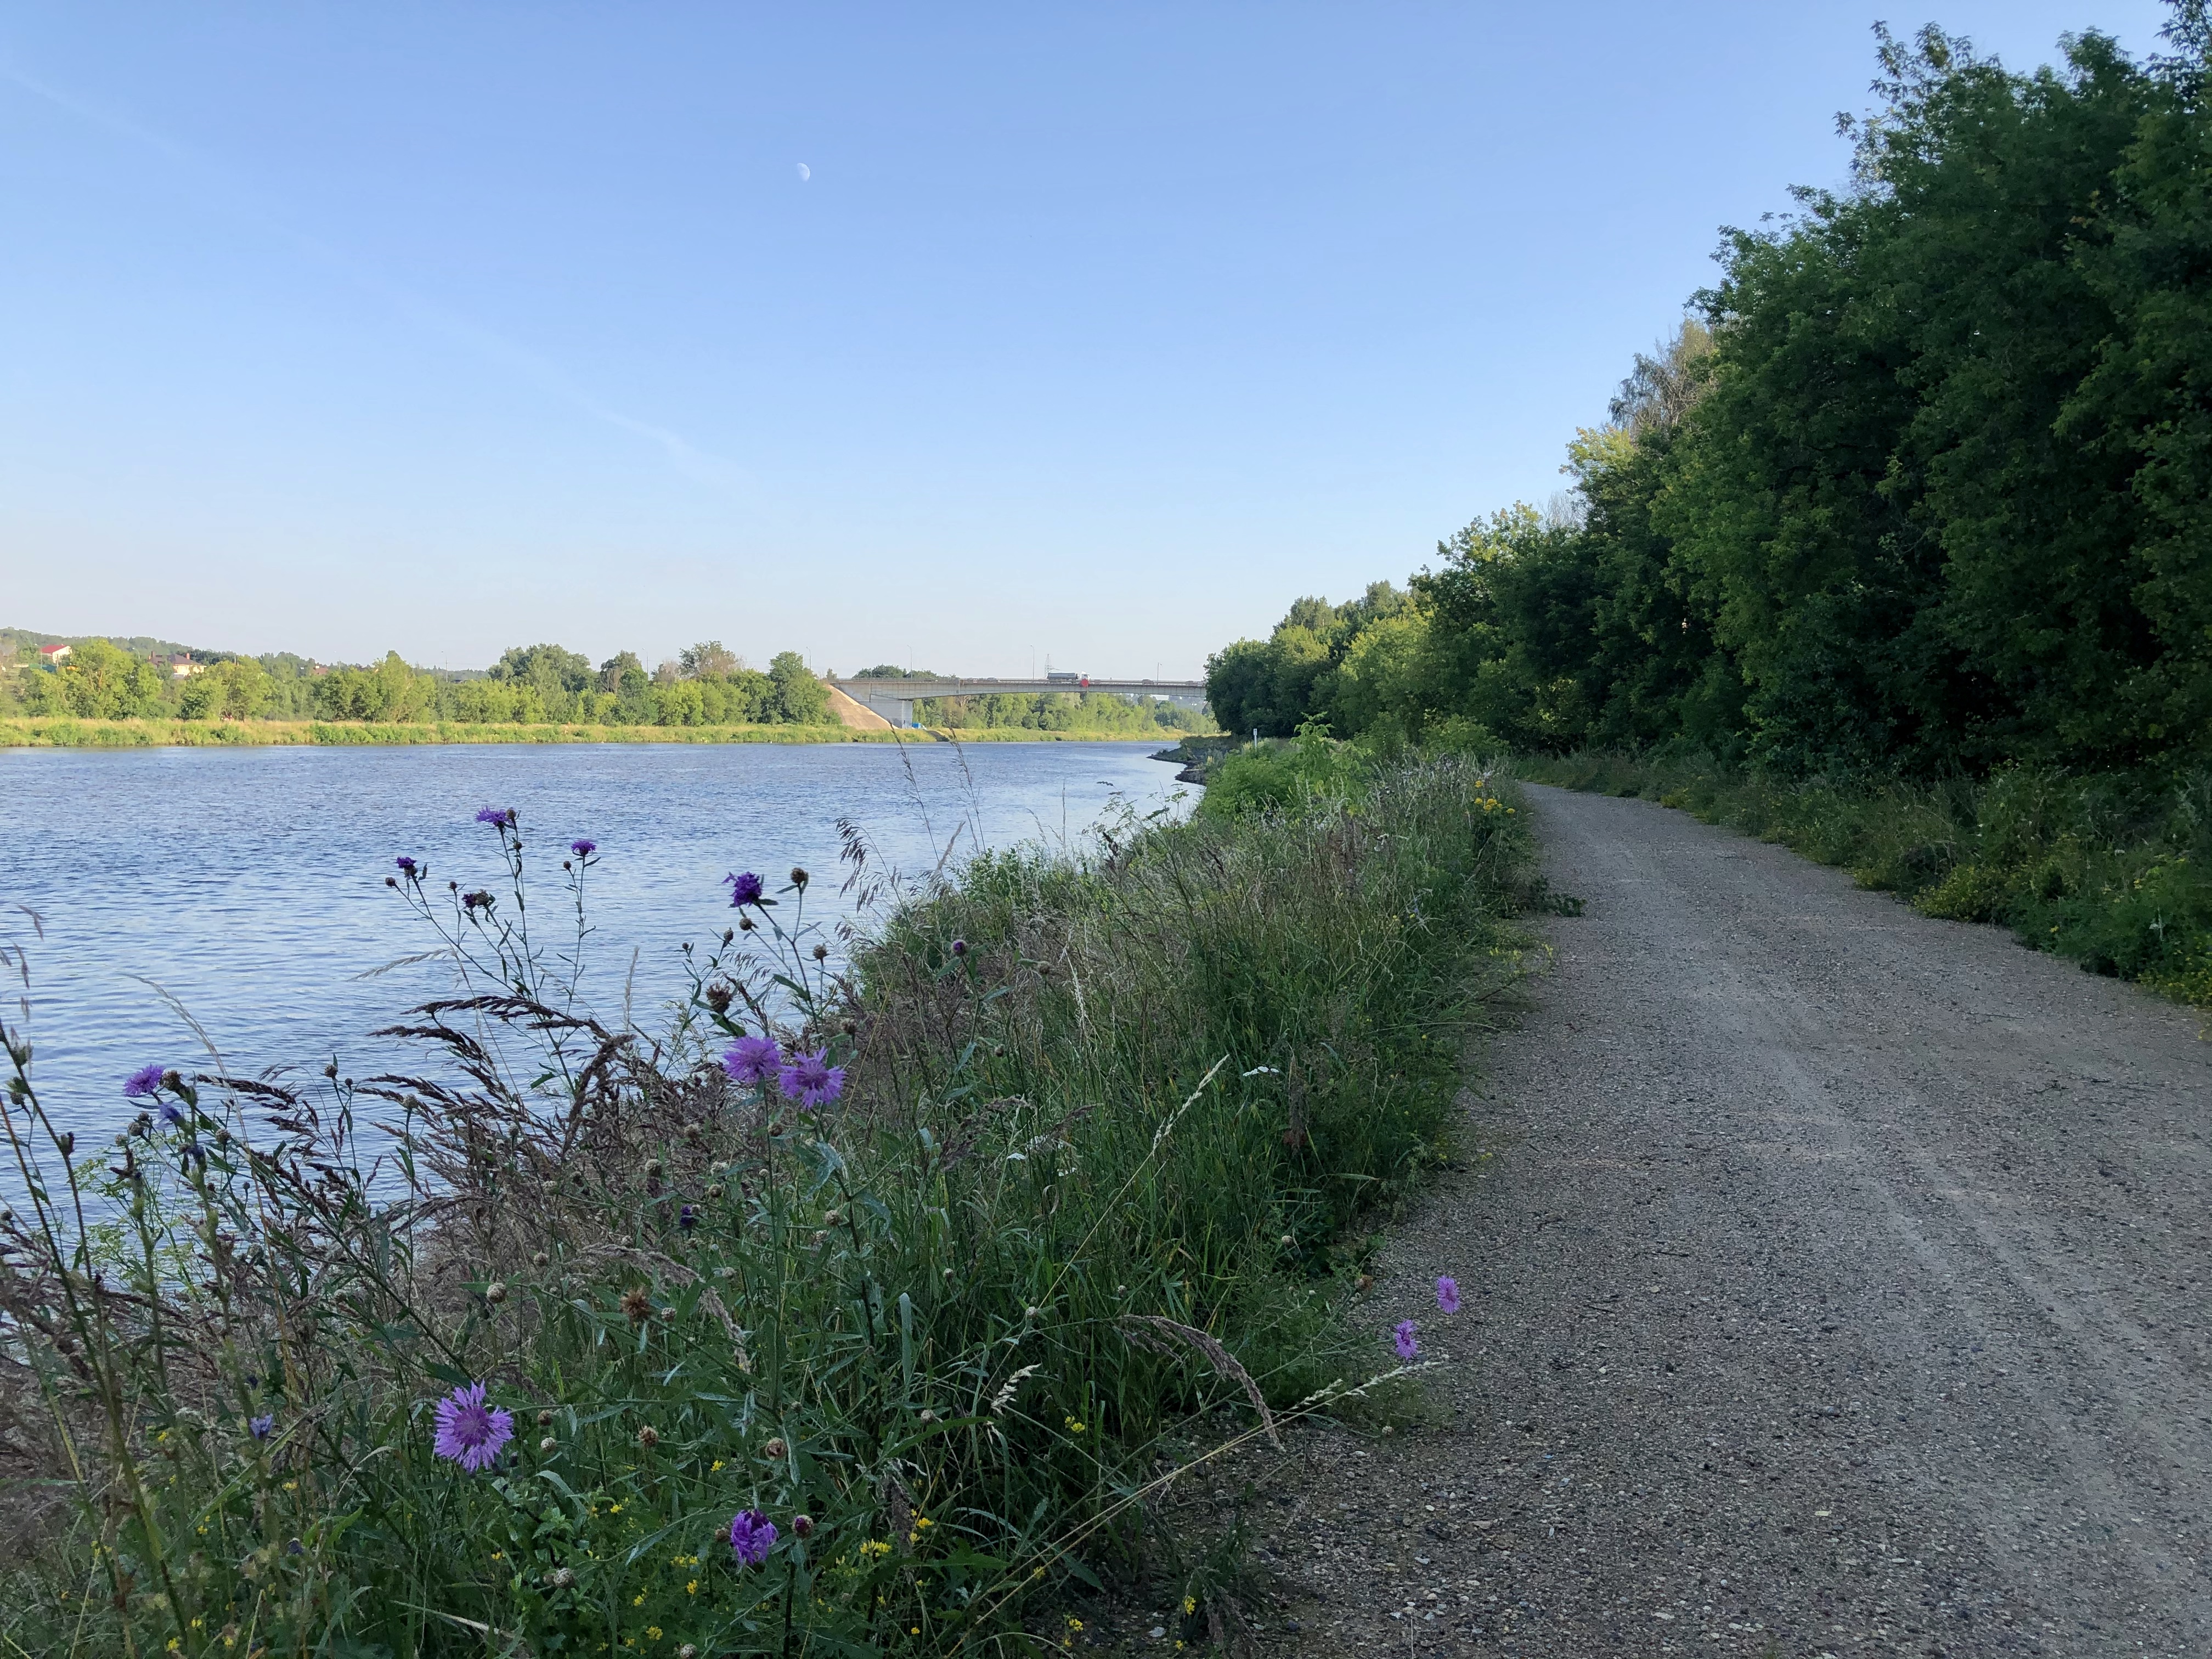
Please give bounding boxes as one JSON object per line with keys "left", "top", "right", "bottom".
{"left": 729, "top": 1508, "right": 778, "bottom": 1566}
{"left": 950, "top": 939, "right": 968, "bottom": 957}
{"left": 250, "top": 1413, "right": 275, "bottom": 1441}
{"left": 679, "top": 1204, "right": 697, "bottom": 1230}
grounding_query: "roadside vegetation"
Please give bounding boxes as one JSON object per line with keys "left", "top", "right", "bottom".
{"left": 0, "top": 752, "right": 1534, "bottom": 1655}
{"left": 1521, "top": 753, "right": 2212, "bottom": 1009}
{"left": 1205, "top": 9, "right": 2212, "bottom": 1011}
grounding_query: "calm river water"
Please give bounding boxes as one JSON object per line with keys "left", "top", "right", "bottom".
{"left": 0, "top": 740, "right": 1183, "bottom": 1153}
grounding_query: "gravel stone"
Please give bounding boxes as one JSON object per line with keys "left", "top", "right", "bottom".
{"left": 1260, "top": 784, "right": 2210, "bottom": 1657}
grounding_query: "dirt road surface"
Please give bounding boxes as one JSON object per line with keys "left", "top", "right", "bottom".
{"left": 1255, "top": 784, "right": 2209, "bottom": 1658}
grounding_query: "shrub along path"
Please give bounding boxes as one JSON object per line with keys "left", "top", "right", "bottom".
{"left": 1260, "top": 783, "right": 2209, "bottom": 1657}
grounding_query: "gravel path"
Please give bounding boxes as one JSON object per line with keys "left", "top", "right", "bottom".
{"left": 1254, "top": 783, "right": 2211, "bottom": 1658}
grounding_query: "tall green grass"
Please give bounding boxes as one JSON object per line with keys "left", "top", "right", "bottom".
{"left": 1520, "top": 752, "right": 2212, "bottom": 1010}
{"left": 0, "top": 752, "right": 1536, "bottom": 1655}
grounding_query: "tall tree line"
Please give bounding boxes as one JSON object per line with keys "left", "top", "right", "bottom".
{"left": 1211, "top": 11, "right": 2212, "bottom": 777}
{"left": 5, "top": 637, "right": 832, "bottom": 727}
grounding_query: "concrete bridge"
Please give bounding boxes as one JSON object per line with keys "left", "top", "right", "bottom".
{"left": 830, "top": 675, "right": 1208, "bottom": 727}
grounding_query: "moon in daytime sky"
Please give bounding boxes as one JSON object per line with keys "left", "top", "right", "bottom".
{"left": 795, "top": 162, "right": 810, "bottom": 181}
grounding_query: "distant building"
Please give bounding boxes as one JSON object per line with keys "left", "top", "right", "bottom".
{"left": 37, "top": 643, "right": 70, "bottom": 665}
{"left": 157, "top": 655, "right": 205, "bottom": 678}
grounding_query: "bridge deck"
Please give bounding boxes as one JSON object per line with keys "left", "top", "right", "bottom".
{"left": 831, "top": 678, "right": 1205, "bottom": 698}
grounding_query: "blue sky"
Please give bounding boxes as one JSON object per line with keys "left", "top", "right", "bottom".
{"left": 0, "top": 1, "right": 2176, "bottom": 679}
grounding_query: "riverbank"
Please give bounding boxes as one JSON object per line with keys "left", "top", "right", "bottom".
{"left": 0, "top": 716, "right": 1187, "bottom": 748}
{"left": 0, "top": 752, "right": 1534, "bottom": 1655}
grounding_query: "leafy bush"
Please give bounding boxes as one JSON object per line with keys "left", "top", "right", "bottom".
{"left": 0, "top": 754, "right": 1534, "bottom": 1654}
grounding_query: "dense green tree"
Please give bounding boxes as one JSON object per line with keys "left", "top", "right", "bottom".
{"left": 22, "top": 639, "right": 165, "bottom": 719}
{"left": 767, "top": 651, "right": 831, "bottom": 724}
{"left": 680, "top": 640, "right": 743, "bottom": 679}
{"left": 1211, "top": 8, "right": 2212, "bottom": 780}
{"left": 179, "top": 658, "right": 269, "bottom": 720}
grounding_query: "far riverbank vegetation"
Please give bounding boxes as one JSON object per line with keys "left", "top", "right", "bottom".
{"left": 1204, "top": 13, "right": 2212, "bottom": 1012}
{"left": 0, "top": 636, "right": 1213, "bottom": 743}
{"left": 0, "top": 749, "right": 1534, "bottom": 1652}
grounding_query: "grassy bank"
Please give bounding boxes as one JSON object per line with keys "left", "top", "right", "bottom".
{"left": 0, "top": 752, "right": 1535, "bottom": 1654}
{"left": 0, "top": 718, "right": 1182, "bottom": 748}
{"left": 1520, "top": 752, "right": 2212, "bottom": 1011}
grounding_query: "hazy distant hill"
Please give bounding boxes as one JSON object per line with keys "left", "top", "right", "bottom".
{"left": 2, "top": 626, "right": 213, "bottom": 661}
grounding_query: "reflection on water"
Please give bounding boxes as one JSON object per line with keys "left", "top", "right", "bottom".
{"left": 0, "top": 740, "right": 1183, "bottom": 1149}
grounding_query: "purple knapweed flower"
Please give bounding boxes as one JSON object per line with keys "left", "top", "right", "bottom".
{"left": 461, "top": 890, "right": 494, "bottom": 913}
{"left": 159, "top": 1101, "right": 187, "bottom": 1128}
{"left": 679, "top": 1204, "right": 697, "bottom": 1231}
{"left": 475, "top": 806, "right": 515, "bottom": 828}
{"left": 1393, "top": 1319, "right": 1420, "bottom": 1360}
{"left": 725, "top": 870, "right": 766, "bottom": 907}
{"left": 431, "top": 1381, "right": 515, "bottom": 1473}
{"left": 249, "top": 1413, "right": 275, "bottom": 1441}
{"left": 950, "top": 938, "right": 968, "bottom": 957}
{"left": 569, "top": 839, "right": 596, "bottom": 857}
{"left": 729, "top": 1509, "right": 778, "bottom": 1566}
{"left": 777, "top": 1049, "right": 846, "bottom": 1110}
{"left": 1436, "top": 1276, "right": 1461, "bottom": 1314}
{"left": 394, "top": 856, "right": 419, "bottom": 877}
{"left": 123, "top": 1064, "right": 166, "bottom": 1099}
{"left": 722, "top": 1036, "right": 781, "bottom": 1087}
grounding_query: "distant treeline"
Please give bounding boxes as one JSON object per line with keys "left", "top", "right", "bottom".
{"left": 1210, "top": 16, "right": 2212, "bottom": 778}
{"left": 853, "top": 665, "right": 1209, "bottom": 735}
{"left": 3, "top": 640, "right": 1214, "bottom": 735}
{"left": 2, "top": 638, "right": 833, "bottom": 727}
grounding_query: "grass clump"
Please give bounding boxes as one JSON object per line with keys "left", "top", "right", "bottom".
{"left": 0, "top": 752, "right": 1536, "bottom": 1654}
{"left": 1519, "top": 751, "right": 2212, "bottom": 1009}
